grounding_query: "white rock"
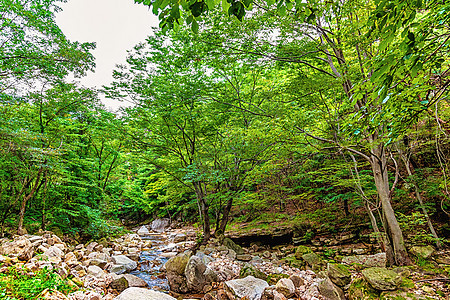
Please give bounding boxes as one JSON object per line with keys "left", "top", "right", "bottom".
{"left": 115, "top": 287, "right": 176, "bottom": 300}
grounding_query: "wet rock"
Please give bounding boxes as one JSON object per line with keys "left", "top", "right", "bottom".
{"left": 0, "top": 236, "right": 33, "bottom": 261}
{"left": 225, "top": 275, "right": 269, "bottom": 300}
{"left": 275, "top": 278, "right": 295, "bottom": 298}
{"left": 318, "top": 277, "right": 345, "bottom": 300}
{"left": 409, "top": 245, "right": 434, "bottom": 259}
{"left": 342, "top": 253, "right": 386, "bottom": 268}
{"left": 362, "top": 267, "right": 402, "bottom": 291}
{"left": 112, "top": 255, "right": 137, "bottom": 272}
{"left": 115, "top": 287, "right": 176, "bottom": 300}
{"left": 151, "top": 218, "right": 170, "bottom": 233}
{"left": 327, "top": 263, "right": 351, "bottom": 287}
{"left": 223, "top": 238, "right": 244, "bottom": 255}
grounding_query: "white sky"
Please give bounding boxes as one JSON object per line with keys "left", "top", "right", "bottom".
{"left": 55, "top": 0, "right": 159, "bottom": 110}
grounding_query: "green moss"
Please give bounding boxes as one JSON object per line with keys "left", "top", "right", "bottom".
{"left": 266, "top": 273, "right": 289, "bottom": 285}
{"left": 348, "top": 278, "right": 380, "bottom": 300}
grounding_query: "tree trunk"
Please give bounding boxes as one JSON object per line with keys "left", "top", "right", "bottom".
{"left": 219, "top": 196, "right": 233, "bottom": 234}
{"left": 18, "top": 168, "right": 43, "bottom": 235}
{"left": 370, "top": 145, "right": 410, "bottom": 265}
{"left": 399, "top": 150, "right": 441, "bottom": 248}
{"left": 194, "top": 182, "right": 210, "bottom": 242}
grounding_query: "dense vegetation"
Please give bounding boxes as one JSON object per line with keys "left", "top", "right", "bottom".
{"left": 1, "top": 0, "right": 449, "bottom": 267}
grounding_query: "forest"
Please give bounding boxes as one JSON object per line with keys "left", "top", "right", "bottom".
{"left": 1, "top": 0, "right": 450, "bottom": 299}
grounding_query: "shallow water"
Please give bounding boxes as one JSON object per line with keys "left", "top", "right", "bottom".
{"left": 130, "top": 234, "right": 170, "bottom": 291}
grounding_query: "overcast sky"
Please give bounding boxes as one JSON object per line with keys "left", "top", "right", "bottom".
{"left": 55, "top": 0, "right": 159, "bottom": 110}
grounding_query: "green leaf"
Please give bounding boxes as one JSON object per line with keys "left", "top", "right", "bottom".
{"left": 192, "top": 19, "right": 199, "bottom": 33}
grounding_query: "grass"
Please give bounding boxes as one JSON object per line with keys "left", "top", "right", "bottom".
{"left": 0, "top": 264, "right": 77, "bottom": 300}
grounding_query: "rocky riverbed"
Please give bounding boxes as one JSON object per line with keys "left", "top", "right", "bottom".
{"left": 1, "top": 220, "right": 449, "bottom": 299}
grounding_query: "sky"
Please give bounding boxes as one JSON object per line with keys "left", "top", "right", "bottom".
{"left": 55, "top": 0, "right": 159, "bottom": 110}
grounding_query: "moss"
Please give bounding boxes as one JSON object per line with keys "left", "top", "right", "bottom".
{"left": 348, "top": 278, "right": 380, "bottom": 300}
{"left": 266, "top": 273, "right": 289, "bottom": 285}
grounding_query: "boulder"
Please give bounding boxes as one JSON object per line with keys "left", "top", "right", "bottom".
{"left": 362, "top": 267, "right": 402, "bottom": 291}
{"left": 327, "top": 263, "right": 351, "bottom": 287}
{"left": 43, "top": 246, "right": 65, "bottom": 263}
{"left": 240, "top": 263, "right": 267, "bottom": 280}
{"left": 115, "top": 287, "right": 176, "bottom": 300}
{"left": 0, "top": 236, "right": 33, "bottom": 261}
{"left": 225, "top": 276, "right": 269, "bottom": 300}
{"left": 110, "top": 276, "right": 129, "bottom": 292}
{"left": 165, "top": 252, "right": 191, "bottom": 293}
{"left": 342, "top": 253, "right": 386, "bottom": 268}
{"left": 294, "top": 245, "right": 312, "bottom": 260}
{"left": 137, "top": 226, "right": 150, "bottom": 236}
{"left": 185, "top": 255, "right": 217, "bottom": 292}
{"left": 302, "top": 252, "right": 323, "bottom": 270}
{"left": 236, "top": 254, "right": 253, "bottom": 261}
{"left": 172, "top": 233, "right": 187, "bottom": 243}
{"left": 123, "top": 274, "right": 147, "bottom": 287}
{"left": 347, "top": 277, "right": 380, "bottom": 300}
{"left": 110, "top": 264, "right": 127, "bottom": 275}
{"left": 151, "top": 218, "right": 170, "bottom": 233}
{"left": 318, "top": 277, "right": 345, "bottom": 300}
{"left": 112, "top": 255, "right": 137, "bottom": 272}
{"left": 409, "top": 245, "right": 434, "bottom": 259}
{"left": 289, "top": 274, "right": 305, "bottom": 288}
{"left": 275, "top": 278, "right": 295, "bottom": 298}
{"left": 87, "top": 265, "right": 106, "bottom": 278}
{"left": 223, "top": 238, "right": 244, "bottom": 255}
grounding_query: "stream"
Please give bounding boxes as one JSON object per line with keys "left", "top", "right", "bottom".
{"left": 130, "top": 233, "right": 170, "bottom": 291}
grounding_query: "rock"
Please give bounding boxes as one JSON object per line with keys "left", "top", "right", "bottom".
{"left": 123, "top": 274, "right": 147, "bottom": 287}
{"left": 151, "top": 218, "right": 170, "bottom": 233}
{"left": 0, "top": 236, "right": 33, "bottom": 261}
{"left": 273, "top": 290, "right": 288, "bottom": 300}
{"left": 185, "top": 255, "right": 217, "bottom": 292}
{"left": 302, "top": 252, "right": 323, "bottom": 270}
{"left": 39, "top": 288, "right": 69, "bottom": 300}
{"left": 43, "top": 246, "right": 65, "bottom": 263}
{"left": 327, "top": 263, "right": 351, "bottom": 287}
{"left": 318, "top": 277, "right": 345, "bottom": 300}
{"left": 240, "top": 263, "right": 267, "bottom": 280}
{"left": 294, "top": 245, "right": 312, "bottom": 260}
{"left": 172, "top": 233, "right": 187, "bottom": 243}
{"left": 347, "top": 277, "right": 380, "bottom": 300}
{"left": 275, "top": 278, "right": 295, "bottom": 298}
{"left": 165, "top": 252, "right": 191, "bottom": 293}
{"left": 289, "top": 274, "right": 304, "bottom": 288}
{"left": 362, "top": 267, "right": 402, "bottom": 291}
{"left": 342, "top": 253, "right": 387, "bottom": 268}
{"left": 409, "top": 245, "right": 434, "bottom": 259}
{"left": 112, "top": 255, "right": 137, "bottom": 272}
{"left": 137, "top": 226, "right": 150, "bottom": 236}
{"left": 436, "top": 255, "right": 450, "bottom": 265}
{"left": 110, "top": 264, "right": 127, "bottom": 275}
{"left": 225, "top": 276, "right": 269, "bottom": 300}
{"left": 87, "top": 259, "right": 108, "bottom": 269}
{"left": 115, "top": 287, "right": 176, "bottom": 300}
{"left": 110, "top": 276, "right": 129, "bottom": 292}
{"left": 236, "top": 254, "right": 252, "bottom": 261}
{"left": 87, "top": 265, "right": 106, "bottom": 278}
{"left": 223, "top": 238, "right": 244, "bottom": 255}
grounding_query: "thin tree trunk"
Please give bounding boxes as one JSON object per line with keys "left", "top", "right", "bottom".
{"left": 219, "top": 196, "right": 233, "bottom": 234}
{"left": 371, "top": 145, "right": 410, "bottom": 265}
{"left": 18, "top": 168, "right": 43, "bottom": 235}
{"left": 398, "top": 149, "right": 441, "bottom": 248}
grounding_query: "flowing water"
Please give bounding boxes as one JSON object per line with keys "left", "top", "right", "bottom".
{"left": 130, "top": 233, "right": 170, "bottom": 291}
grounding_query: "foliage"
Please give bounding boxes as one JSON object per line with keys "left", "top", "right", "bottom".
{"left": 0, "top": 264, "right": 76, "bottom": 299}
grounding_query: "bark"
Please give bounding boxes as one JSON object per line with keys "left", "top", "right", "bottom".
{"left": 194, "top": 182, "right": 211, "bottom": 242}
{"left": 219, "top": 197, "right": 233, "bottom": 234}
{"left": 17, "top": 168, "right": 43, "bottom": 235}
{"left": 370, "top": 145, "right": 411, "bottom": 265}
{"left": 398, "top": 149, "right": 441, "bottom": 248}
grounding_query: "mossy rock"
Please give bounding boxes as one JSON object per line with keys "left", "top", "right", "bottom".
{"left": 267, "top": 273, "right": 289, "bottom": 285}
{"left": 294, "top": 245, "right": 312, "bottom": 260}
{"left": 165, "top": 252, "right": 191, "bottom": 275}
{"left": 409, "top": 245, "right": 434, "bottom": 260}
{"left": 327, "top": 263, "right": 351, "bottom": 287}
{"left": 223, "top": 238, "right": 244, "bottom": 255}
{"left": 240, "top": 263, "right": 267, "bottom": 280}
{"left": 362, "top": 267, "right": 402, "bottom": 291}
{"left": 348, "top": 278, "right": 380, "bottom": 300}
{"left": 282, "top": 256, "right": 305, "bottom": 269}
